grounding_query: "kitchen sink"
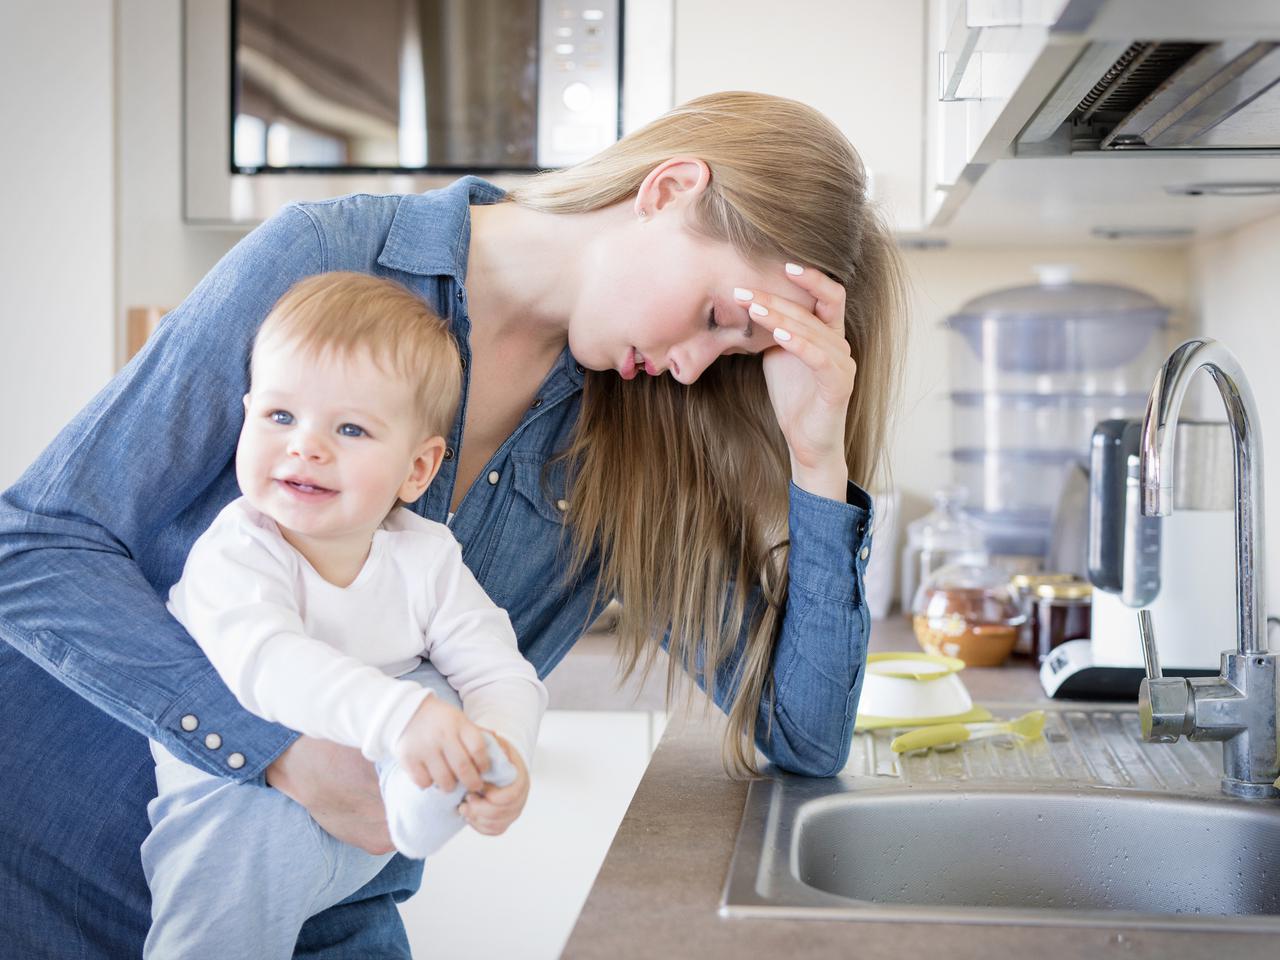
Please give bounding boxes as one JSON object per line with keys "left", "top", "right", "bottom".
{"left": 721, "top": 702, "right": 1280, "bottom": 931}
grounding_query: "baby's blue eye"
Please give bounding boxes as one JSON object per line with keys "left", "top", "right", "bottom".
{"left": 269, "top": 410, "right": 293, "bottom": 425}
{"left": 338, "top": 423, "right": 367, "bottom": 438}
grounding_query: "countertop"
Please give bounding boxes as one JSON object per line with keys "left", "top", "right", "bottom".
{"left": 561, "top": 617, "right": 1275, "bottom": 959}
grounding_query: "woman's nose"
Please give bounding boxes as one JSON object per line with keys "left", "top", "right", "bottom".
{"left": 673, "top": 338, "right": 719, "bottom": 384}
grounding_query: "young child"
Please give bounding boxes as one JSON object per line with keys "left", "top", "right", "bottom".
{"left": 141, "top": 271, "right": 547, "bottom": 960}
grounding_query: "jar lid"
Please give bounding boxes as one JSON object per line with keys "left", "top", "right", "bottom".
{"left": 1035, "top": 580, "right": 1094, "bottom": 600}
{"left": 1011, "top": 572, "right": 1077, "bottom": 589}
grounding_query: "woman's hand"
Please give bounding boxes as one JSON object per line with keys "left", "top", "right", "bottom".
{"left": 266, "top": 735, "right": 395, "bottom": 855}
{"left": 736, "top": 263, "right": 856, "bottom": 499}
{"left": 459, "top": 734, "right": 530, "bottom": 837}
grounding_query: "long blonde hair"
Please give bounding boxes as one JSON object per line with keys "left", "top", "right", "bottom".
{"left": 510, "top": 92, "right": 907, "bottom": 774}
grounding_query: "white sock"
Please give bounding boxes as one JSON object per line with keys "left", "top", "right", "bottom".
{"left": 376, "top": 732, "right": 517, "bottom": 860}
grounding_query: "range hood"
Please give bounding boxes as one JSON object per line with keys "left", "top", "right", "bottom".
{"left": 1021, "top": 39, "right": 1280, "bottom": 152}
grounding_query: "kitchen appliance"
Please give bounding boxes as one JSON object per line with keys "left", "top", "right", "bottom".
{"left": 232, "top": 0, "right": 621, "bottom": 172}
{"left": 184, "top": 0, "right": 675, "bottom": 223}
{"left": 943, "top": 266, "right": 1170, "bottom": 565}
{"left": 1040, "top": 418, "right": 1232, "bottom": 699}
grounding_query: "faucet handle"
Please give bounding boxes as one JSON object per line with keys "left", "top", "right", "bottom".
{"left": 1136, "top": 608, "right": 1161, "bottom": 679}
{"left": 1136, "top": 609, "right": 1193, "bottom": 742}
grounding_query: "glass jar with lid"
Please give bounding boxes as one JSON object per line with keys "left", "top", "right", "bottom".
{"left": 1033, "top": 579, "right": 1093, "bottom": 662}
{"left": 911, "top": 563, "right": 1026, "bottom": 667}
{"left": 1010, "top": 572, "right": 1078, "bottom": 658}
{"left": 899, "top": 486, "right": 986, "bottom": 618}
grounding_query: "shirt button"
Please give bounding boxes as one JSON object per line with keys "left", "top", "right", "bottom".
{"left": 460, "top": 356, "right": 468, "bottom": 371}
{"left": 204, "top": 733, "right": 223, "bottom": 750}
{"left": 859, "top": 546, "right": 870, "bottom": 561}
{"left": 556, "top": 499, "right": 569, "bottom": 512}
{"left": 227, "top": 752, "right": 246, "bottom": 770}
{"left": 574, "top": 364, "right": 585, "bottom": 375}
{"left": 443, "top": 447, "right": 455, "bottom": 461}
{"left": 531, "top": 397, "right": 543, "bottom": 408}
{"left": 487, "top": 470, "right": 500, "bottom": 485}
{"left": 180, "top": 715, "right": 198, "bottom": 732}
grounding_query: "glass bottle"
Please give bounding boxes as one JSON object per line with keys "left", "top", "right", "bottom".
{"left": 899, "top": 486, "right": 986, "bottom": 618}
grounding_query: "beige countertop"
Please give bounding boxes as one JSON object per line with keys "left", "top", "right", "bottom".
{"left": 561, "top": 617, "right": 1274, "bottom": 958}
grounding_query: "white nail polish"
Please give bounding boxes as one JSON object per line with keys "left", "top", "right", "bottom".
{"left": 785, "top": 263, "right": 804, "bottom": 276}
{"left": 749, "top": 302, "right": 769, "bottom": 317}
{"left": 733, "top": 287, "right": 753, "bottom": 301}
{"left": 773, "top": 327, "right": 792, "bottom": 342}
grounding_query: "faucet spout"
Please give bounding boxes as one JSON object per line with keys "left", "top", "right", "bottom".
{"left": 1137, "top": 337, "right": 1268, "bottom": 656}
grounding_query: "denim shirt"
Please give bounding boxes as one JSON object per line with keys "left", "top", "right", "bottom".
{"left": 0, "top": 176, "right": 874, "bottom": 782}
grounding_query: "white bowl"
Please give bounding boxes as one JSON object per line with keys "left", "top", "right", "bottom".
{"left": 857, "top": 652, "right": 978, "bottom": 726}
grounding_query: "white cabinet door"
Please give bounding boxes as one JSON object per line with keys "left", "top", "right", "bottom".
{"left": 397, "top": 710, "right": 660, "bottom": 960}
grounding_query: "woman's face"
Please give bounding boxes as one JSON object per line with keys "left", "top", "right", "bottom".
{"left": 569, "top": 200, "right": 817, "bottom": 385}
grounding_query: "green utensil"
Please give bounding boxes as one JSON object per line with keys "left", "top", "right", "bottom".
{"left": 889, "top": 710, "right": 1047, "bottom": 754}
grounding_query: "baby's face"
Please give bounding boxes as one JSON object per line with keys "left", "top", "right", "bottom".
{"left": 236, "top": 336, "right": 436, "bottom": 544}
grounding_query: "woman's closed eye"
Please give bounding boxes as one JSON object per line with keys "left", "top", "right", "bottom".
{"left": 707, "top": 306, "right": 719, "bottom": 331}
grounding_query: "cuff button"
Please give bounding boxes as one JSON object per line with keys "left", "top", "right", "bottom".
{"left": 204, "top": 733, "right": 223, "bottom": 750}
{"left": 227, "top": 752, "right": 246, "bottom": 770}
{"left": 180, "top": 714, "right": 199, "bottom": 732}
{"left": 859, "top": 546, "right": 870, "bottom": 561}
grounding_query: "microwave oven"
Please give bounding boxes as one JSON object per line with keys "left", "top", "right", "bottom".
{"left": 184, "top": 0, "right": 674, "bottom": 223}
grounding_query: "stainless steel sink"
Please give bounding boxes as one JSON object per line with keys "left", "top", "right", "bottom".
{"left": 721, "top": 702, "right": 1280, "bottom": 931}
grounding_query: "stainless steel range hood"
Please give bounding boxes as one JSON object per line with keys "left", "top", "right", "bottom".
{"left": 1021, "top": 39, "right": 1280, "bottom": 152}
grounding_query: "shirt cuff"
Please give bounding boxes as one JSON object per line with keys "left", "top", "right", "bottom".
{"left": 786, "top": 480, "right": 875, "bottom": 604}
{"left": 156, "top": 666, "right": 298, "bottom": 786}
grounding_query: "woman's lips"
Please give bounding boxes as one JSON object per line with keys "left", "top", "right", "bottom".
{"left": 620, "top": 347, "right": 638, "bottom": 380}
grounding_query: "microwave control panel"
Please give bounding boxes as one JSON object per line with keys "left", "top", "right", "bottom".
{"left": 537, "top": 0, "right": 622, "bottom": 168}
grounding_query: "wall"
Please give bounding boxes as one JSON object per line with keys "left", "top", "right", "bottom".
{"left": 1188, "top": 210, "right": 1280, "bottom": 621}
{"left": 117, "top": 0, "right": 248, "bottom": 342}
{"left": 0, "top": 1, "right": 115, "bottom": 487}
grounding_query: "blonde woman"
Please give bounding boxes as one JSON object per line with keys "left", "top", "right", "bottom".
{"left": 0, "top": 92, "right": 905, "bottom": 957}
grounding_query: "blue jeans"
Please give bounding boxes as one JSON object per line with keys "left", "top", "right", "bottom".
{"left": 0, "top": 643, "right": 421, "bottom": 959}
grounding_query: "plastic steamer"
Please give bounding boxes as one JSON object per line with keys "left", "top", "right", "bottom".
{"left": 943, "top": 265, "right": 1170, "bottom": 569}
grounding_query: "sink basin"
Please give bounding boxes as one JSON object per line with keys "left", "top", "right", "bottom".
{"left": 721, "top": 702, "right": 1280, "bottom": 931}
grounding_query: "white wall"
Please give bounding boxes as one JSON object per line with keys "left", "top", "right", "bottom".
{"left": 674, "top": 0, "right": 925, "bottom": 232}
{"left": 0, "top": 1, "right": 116, "bottom": 487}
{"left": 117, "top": 0, "right": 249, "bottom": 331}
{"left": 1189, "top": 211, "right": 1280, "bottom": 620}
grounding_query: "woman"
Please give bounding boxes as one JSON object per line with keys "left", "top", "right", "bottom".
{"left": 0, "top": 92, "right": 905, "bottom": 957}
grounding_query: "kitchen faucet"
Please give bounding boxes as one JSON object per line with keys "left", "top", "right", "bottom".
{"left": 1135, "top": 337, "right": 1279, "bottom": 799}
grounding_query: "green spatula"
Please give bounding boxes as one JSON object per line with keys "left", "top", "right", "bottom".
{"left": 889, "top": 710, "right": 1047, "bottom": 754}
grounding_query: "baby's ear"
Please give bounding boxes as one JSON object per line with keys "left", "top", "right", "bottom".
{"left": 241, "top": 393, "right": 251, "bottom": 411}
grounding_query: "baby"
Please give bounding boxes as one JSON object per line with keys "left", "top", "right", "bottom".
{"left": 141, "top": 271, "right": 546, "bottom": 960}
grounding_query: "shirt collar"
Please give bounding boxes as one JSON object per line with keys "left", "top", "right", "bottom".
{"left": 377, "top": 175, "right": 506, "bottom": 280}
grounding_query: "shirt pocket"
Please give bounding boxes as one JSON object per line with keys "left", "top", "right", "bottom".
{"left": 482, "top": 455, "right": 573, "bottom": 611}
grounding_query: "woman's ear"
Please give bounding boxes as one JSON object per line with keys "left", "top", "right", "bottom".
{"left": 398, "top": 435, "right": 447, "bottom": 503}
{"left": 633, "top": 157, "right": 711, "bottom": 220}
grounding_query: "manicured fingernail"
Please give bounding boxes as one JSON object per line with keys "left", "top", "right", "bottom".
{"left": 785, "top": 263, "right": 804, "bottom": 276}
{"left": 733, "top": 287, "right": 753, "bottom": 301}
{"left": 749, "top": 302, "right": 769, "bottom": 317}
{"left": 773, "top": 327, "right": 792, "bottom": 342}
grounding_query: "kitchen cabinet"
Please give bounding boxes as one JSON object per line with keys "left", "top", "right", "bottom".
{"left": 397, "top": 709, "right": 668, "bottom": 960}
{"left": 918, "top": 0, "right": 1280, "bottom": 243}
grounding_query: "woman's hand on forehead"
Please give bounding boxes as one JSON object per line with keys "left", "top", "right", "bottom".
{"left": 734, "top": 262, "right": 855, "bottom": 497}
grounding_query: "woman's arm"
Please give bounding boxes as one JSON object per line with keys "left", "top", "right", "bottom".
{"left": 0, "top": 204, "right": 325, "bottom": 783}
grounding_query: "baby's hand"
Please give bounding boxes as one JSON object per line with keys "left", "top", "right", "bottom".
{"left": 460, "top": 734, "right": 529, "bottom": 837}
{"left": 395, "top": 695, "right": 491, "bottom": 794}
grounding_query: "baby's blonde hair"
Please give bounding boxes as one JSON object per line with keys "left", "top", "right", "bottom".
{"left": 252, "top": 271, "right": 462, "bottom": 437}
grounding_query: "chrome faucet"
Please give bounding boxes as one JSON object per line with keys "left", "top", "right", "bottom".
{"left": 1135, "top": 337, "right": 1279, "bottom": 800}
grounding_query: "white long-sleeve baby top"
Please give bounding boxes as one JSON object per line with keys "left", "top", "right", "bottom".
{"left": 166, "top": 498, "right": 546, "bottom": 765}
